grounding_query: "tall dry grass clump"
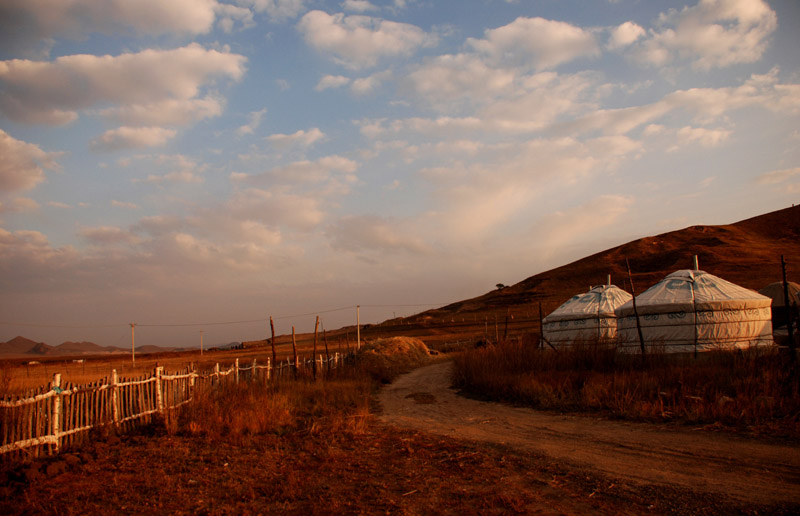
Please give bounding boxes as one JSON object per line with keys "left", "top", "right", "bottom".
{"left": 356, "top": 337, "right": 432, "bottom": 383}
{"left": 452, "top": 337, "right": 800, "bottom": 436}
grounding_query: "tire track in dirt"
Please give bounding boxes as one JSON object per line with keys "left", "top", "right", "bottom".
{"left": 378, "top": 361, "right": 800, "bottom": 505}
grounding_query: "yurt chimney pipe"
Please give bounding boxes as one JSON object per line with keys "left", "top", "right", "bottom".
{"left": 607, "top": 274, "right": 611, "bottom": 286}
{"left": 693, "top": 255, "right": 699, "bottom": 271}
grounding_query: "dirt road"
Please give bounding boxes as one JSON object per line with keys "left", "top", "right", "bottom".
{"left": 379, "top": 361, "right": 800, "bottom": 505}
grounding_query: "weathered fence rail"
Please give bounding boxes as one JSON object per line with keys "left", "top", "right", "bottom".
{"left": 1, "top": 352, "right": 349, "bottom": 461}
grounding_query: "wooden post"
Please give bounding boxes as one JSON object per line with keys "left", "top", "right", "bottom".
{"left": 313, "top": 316, "right": 319, "bottom": 380}
{"left": 356, "top": 305, "right": 361, "bottom": 351}
{"left": 291, "top": 327, "right": 299, "bottom": 378}
{"left": 269, "top": 316, "right": 277, "bottom": 371}
{"left": 188, "top": 365, "right": 195, "bottom": 400}
{"left": 111, "top": 369, "right": 120, "bottom": 427}
{"left": 782, "top": 255, "right": 797, "bottom": 360}
{"left": 323, "top": 328, "right": 331, "bottom": 374}
{"left": 252, "top": 358, "right": 257, "bottom": 382}
{"left": 266, "top": 357, "right": 271, "bottom": 381}
{"left": 155, "top": 367, "right": 164, "bottom": 413}
{"left": 234, "top": 358, "right": 240, "bottom": 384}
{"left": 503, "top": 308, "right": 510, "bottom": 341}
{"left": 200, "top": 330, "right": 204, "bottom": 356}
{"left": 538, "top": 302, "right": 545, "bottom": 350}
{"left": 130, "top": 323, "right": 136, "bottom": 367}
{"left": 214, "top": 363, "right": 220, "bottom": 385}
{"left": 626, "top": 258, "right": 647, "bottom": 362}
{"left": 51, "top": 373, "right": 62, "bottom": 453}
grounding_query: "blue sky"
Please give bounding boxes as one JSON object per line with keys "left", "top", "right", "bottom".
{"left": 1, "top": 0, "right": 799, "bottom": 348}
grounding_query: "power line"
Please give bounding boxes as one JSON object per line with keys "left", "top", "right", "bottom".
{"left": 0, "top": 321, "right": 125, "bottom": 329}
{"left": 0, "top": 302, "right": 448, "bottom": 330}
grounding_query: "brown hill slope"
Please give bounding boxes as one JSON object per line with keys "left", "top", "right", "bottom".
{"left": 419, "top": 205, "right": 800, "bottom": 320}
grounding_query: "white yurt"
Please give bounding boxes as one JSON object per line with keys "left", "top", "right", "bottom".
{"left": 615, "top": 269, "right": 773, "bottom": 354}
{"left": 542, "top": 283, "right": 633, "bottom": 347}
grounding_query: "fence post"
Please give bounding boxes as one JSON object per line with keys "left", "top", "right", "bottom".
{"left": 252, "top": 358, "right": 257, "bottom": 382}
{"left": 214, "top": 363, "right": 220, "bottom": 385}
{"left": 235, "top": 358, "right": 240, "bottom": 384}
{"left": 188, "top": 365, "right": 196, "bottom": 399}
{"left": 266, "top": 357, "right": 271, "bottom": 381}
{"left": 111, "top": 369, "right": 120, "bottom": 427}
{"left": 155, "top": 367, "right": 164, "bottom": 413}
{"left": 51, "top": 373, "right": 62, "bottom": 453}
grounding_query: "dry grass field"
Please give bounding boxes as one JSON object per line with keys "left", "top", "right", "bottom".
{"left": 4, "top": 352, "right": 796, "bottom": 516}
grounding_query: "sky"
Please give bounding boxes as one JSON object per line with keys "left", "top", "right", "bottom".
{"left": 1, "top": 0, "right": 799, "bottom": 349}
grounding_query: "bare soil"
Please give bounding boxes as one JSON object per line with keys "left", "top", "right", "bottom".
{"left": 379, "top": 361, "right": 800, "bottom": 507}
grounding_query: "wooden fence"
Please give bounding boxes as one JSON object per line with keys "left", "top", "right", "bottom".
{"left": 0, "top": 353, "right": 349, "bottom": 461}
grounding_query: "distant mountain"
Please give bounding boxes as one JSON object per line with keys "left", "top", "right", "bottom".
{"left": 0, "top": 337, "right": 181, "bottom": 358}
{"left": 0, "top": 336, "right": 49, "bottom": 355}
{"left": 48, "top": 341, "right": 126, "bottom": 356}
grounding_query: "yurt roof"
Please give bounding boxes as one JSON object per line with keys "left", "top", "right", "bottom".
{"left": 758, "top": 282, "right": 800, "bottom": 308}
{"left": 544, "top": 284, "right": 632, "bottom": 323}
{"left": 616, "top": 269, "right": 772, "bottom": 316}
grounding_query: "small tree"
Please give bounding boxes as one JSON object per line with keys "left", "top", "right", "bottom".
{"left": 496, "top": 283, "right": 506, "bottom": 290}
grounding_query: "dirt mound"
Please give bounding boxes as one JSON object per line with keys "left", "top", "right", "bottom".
{"left": 357, "top": 337, "right": 432, "bottom": 383}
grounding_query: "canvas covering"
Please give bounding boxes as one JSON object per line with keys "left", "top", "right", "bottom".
{"left": 542, "top": 285, "right": 632, "bottom": 346}
{"left": 615, "top": 270, "right": 773, "bottom": 353}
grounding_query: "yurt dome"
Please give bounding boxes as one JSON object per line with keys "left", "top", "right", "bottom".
{"left": 542, "top": 284, "right": 632, "bottom": 347}
{"left": 615, "top": 270, "right": 773, "bottom": 354}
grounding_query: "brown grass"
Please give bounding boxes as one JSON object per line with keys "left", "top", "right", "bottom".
{"left": 452, "top": 337, "right": 800, "bottom": 436}
{"left": 4, "top": 357, "right": 795, "bottom": 516}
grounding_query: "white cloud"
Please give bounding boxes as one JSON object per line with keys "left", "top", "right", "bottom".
{"left": 468, "top": 17, "right": 599, "bottom": 70}
{"left": 676, "top": 125, "right": 731, "bottom": 147}
{"left": 755, "top": 167, "right": 800, "bottom": 185}
{"left": 0, "top": 129, "right": 60, "bottom": 192}
{"left": 0, "top": 44, "right": 247, "bottom": 125}
{"left": 0, "top": 197, "right": 39, "bottom": 213}
{"left": 98, "top": 95, "right": 224, "bottom": 127}
{"left": 406, "top": 53, "right": 516, "bottom": 109}
{"left": 238, "top": 0, "right": 306, "bottom": 21}
{"left": 298, "top": 10, "right": 435, "bottom": 69}
{"left": 0, "top": 0, "right": 218, "bottom": 53}
{"left": 111, "top": 200, "right": 139, "bottom": 209}
{"left": 80, "top": 226, "right": 139, "bottom": 246}
{"left": 635, "top": 0, "right": 777, "bottom": 69}
{"left": 342, "top": 0, "right": 378, "bottom": 13}
{"left": 225, "top": 188, "right": 326, "bottom": 231}
{"left": 328, "top": 215, "right": 430, "bottom": 254}
{"left": 91, "top": 127, "right": 177, "bottom": 151}
{"left": 351, "top": 70, "right": 392, "bottom": 95}
{"left": 215, "top": 3, "right": 255, "bottom": 33}
{"left": 236, "top": 108, "right": 268, "bottom": 135}
{"left": 316, "top": 74, "right": 351, "bottom": 91}
{"left": 536, "top": 195, "right": 634, "bottom": 253}
{"left": 608, "top": 21, "right": 645, "bottom": 50}
{"left": 266, "top": 127, "right": 325, "bottom": 148}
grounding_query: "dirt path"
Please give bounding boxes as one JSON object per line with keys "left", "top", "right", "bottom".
{"left": 379, "top": 361, "right": 800, "bottom": 505}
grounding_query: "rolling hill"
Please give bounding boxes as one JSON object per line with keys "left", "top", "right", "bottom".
{"left": 414, "top": 204, "right": 800, "bottom": 321}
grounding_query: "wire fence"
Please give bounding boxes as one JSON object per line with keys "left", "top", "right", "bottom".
{"left": 0, "top": 353, "right": 352, "bottom": 462}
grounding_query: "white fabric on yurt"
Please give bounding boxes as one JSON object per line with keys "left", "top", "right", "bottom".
{"left": 542, "top": 284, "right": 632, "bottom": 347}
{"left": 615, "top": 270, "right": 773, "bottom": 353}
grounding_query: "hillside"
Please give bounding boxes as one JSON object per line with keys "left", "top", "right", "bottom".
{"left": 415, "top": 204, "right": 800, "bottom": 321}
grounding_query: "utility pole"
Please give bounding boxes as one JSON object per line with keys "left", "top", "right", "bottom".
{"left": 130, "top": 323, "right": 136, "bottom": 367}
{"left": 356, "top": 305, "right": 361, "bottom": 351}
{"left": 782, "top": 255, "right": 796, "bottom": 361}
{"left": 269, "top": 316, "right": 276, "bottom": 369}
